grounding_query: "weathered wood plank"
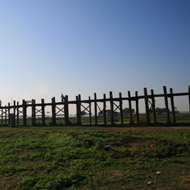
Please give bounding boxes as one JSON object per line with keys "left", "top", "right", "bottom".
{"left": 110, "top": 91, "right": 114, "bottom": 125}
{"left": 8, "top": 103, "right": 10, "bottom": 126}
{"left": 144, "top": 88, "right": 150, "bottom": 124}
{"left": 119, "top": 92, "right": 123, "bottom": 125}
{"left": 170, "top": 88, "right": 176, "bottom": 124}
{"left": 64, "top": 96, "right": 69, "bottom": 126}
{"left": 17, "top": 102, "right": 19, "bottom": 126}
{"left": 163, "top": 86, "right": 170, "bottom": 124}
{"left": 76, "top": 95, "right": 81, "bottom": 125}
{"left": 94, "top": 93, "right": 98, "bottom": 125}
{"left": 103, "top": 94, "right": 106, "bottom": 126}
{"left": 151, "top": 89, "right": 156, "bottom": 124}
{"left": 128, "top": 91, "right": 133, "bottom": 124}
{"left": 135, "top": 91, "right": 140, "bottom": 124}
{"left": 32, "top": 99, "right": 36, "bottom": 126}
{"left": 23, "top": 100, "right": 27, "bottom": 126}
{"left": 41, "top": 99, "right": 45, "bottom": 126}
{"left": 89, "top": 96, "right": 92, "bottom": 126}
{"left": 51, "top": 97, "right": 56, "bottom": 126}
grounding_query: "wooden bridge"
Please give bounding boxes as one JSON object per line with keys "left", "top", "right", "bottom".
{"left": 0, "top": 86, "right": 190, "bottom": 126}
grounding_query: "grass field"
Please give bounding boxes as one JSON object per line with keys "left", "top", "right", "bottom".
{"left": 1, "top": 113, "right": 190, "bottom": 127}
{"left": 0, "top": 126, "right": 190, "bottom": 190}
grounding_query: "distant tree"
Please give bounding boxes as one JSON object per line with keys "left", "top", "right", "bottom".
{"left": 150, "top": 107, "right": 180, "bottom": 114}
{"left": 123, "top": 108, "right": 135, "bottom": 115}
{"left": 81, "top": 111, "right": 88, "bottom": 116}
{"left": 75, "top": 111, "right": 88, "bottom": 116}
{"left": 174, "top": 107, "right": 180, "bottom": 114}
{"left": 155, "top": 108, "right": 170, "bottom": 115}
{"left": 98, "top": 110, "right": 119, "bottom": 116}
{"left": 98, "top": 110, "right": 104, "bottom": 116}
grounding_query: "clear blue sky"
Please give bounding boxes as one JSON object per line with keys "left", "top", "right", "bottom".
{"left": 0, "top": 0, "right": 189, "bottom": 111}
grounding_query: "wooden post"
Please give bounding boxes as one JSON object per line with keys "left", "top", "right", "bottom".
{"left": 89, "top": 96, "right": 92, "bottom": 126}
{"left": 144, "top": 88, "right": 150, "bottom": 124}
{"left": 163, "top": 86, "right": 170, "bottom": 124}
{"left": 13, "top": 101, "right": 16, "bottom": 121}
{"left": 0, "top": 109, "right": 2, "bottom": 125}
{"left": 103, "top": 94, "right": 106, "bottom": 126}
{"left": 41, "top": 99, "right": 45, "bottom": 126}
{"left": 75, "top": 96, "right": 78, "bottom": 125}
{"left": 119, "top": 92, "right": 123, "bottom": 125}
{"left": 79, "top": 94, "right": 82, "bottom": 125}
{"left": 128, "top": 91, "right": 133, "bottom": 124}
{"left": 32, "top": 99, "right": 36, "bottom": 126}
{"left": 76, "top": 95, "right": 81, "bottom": 125}
{"left": 94, "top": 93, "right": 98, "bottom": 125}
{"left": 51, "top": 97, "right": 56, "bottom": 126}
{"left": 12, "top": 101, "right": 16, "bottom": 127}
{"left": 17, "top": 102, "right": 19, "bottom": 126}
{"left": 1, "top": 109, "right": 3, "bottom": 125}
{"left": 110, "top": 91, "right": 114, "bottom": 125}
{"left": 23, "top": 100, "right": 27, "bottom": 126}
{"left": 2, "top": 109, "right": 4, "bottom": 125}
{"left": 135, "top": 91, "right": 140, "bottom": 124}
{"left": 8, "top": 103, "right": 10, "bottom": 126}
{"left": 170, "top": 88, "right": 176, "bottom": 124}
{"left": 5, "top": 108, "right": 7, "bottom": 125}
{"left": 64, "top": 95, "right": 69, "bottom": 126}
{"left": 151, "top": 89, "right": 156, "bottom": 124}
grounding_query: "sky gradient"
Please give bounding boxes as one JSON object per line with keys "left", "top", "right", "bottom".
{"left": 0, "top": 0, "right": 190, "bottom": 111}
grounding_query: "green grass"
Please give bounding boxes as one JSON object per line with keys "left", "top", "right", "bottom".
{"left": 1, "top": 113, "right": 190, "bottom": 127}
{"left": 0, "top": 126, "right": 190, "bottom": 190}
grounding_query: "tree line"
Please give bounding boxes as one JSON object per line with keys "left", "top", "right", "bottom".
{"left": 80, "top": 107, "right": 180, "bottom": 116}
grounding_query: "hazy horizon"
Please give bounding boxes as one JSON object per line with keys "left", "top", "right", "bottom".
{"left": 0, "top": 0, "right": 189, "bottom": 113}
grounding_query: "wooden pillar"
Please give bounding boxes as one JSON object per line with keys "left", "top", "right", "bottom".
{"left": 135, "top": 91, "right": 140, "bottom": 124}
{"left": 94, "top": 93, "right": 98, "bottom": 125}
{"left": 1, "top": 109, "right": 3, "bottom": 125}
{"left": 163, "top": 86, "right": 170, "bottom": 124}
{"left": 79, "top": 94, "right": 82, "bottom": 125}
{"left": 144, "top": 88, "right": 150, "bottom": 124}
{"left": 23, "top": 100, "right": 27, "bottom": 126}
{"left": 76, "top": 95, "right": 81, "bottom": 125}
{"left": 8, "top": 103, "right": 10, "bottom": 125}
{"left": 32, "top": 99, "right": 36, "bottom": 126}
{"left": 119, "top": 92, "right": 123, "bottom": 125}
{"left": 0, "top": 109, "right": 2, "bottom": 125}
{"left": 17, "top": 102, "right": 19, "bottom": 126}
{"left": 51, "top": 97, "right": 56, "bottom": 126}
{"left": 64, "top": 95, "right": 69, "bottom": 126}
{"left": 151, "top": 89, "right": 156, "bottom": 124}
{"left": 110, "top": 91, "right": 114, "bottom": 125}
{"left": 76, "top": 96, "right": 78, "bottom": 125}
{"left": 89, "top": 96, "right": 92, "bottom": 126}
{"left": 13, "top": 101, "right": 16, "bottom": 121}
{"left": 12, "top": 101, "right": 16, "bottom": 127}
{"left": 128, "top": 91, "right": 133, "bottom": 124}
{"left": 103, "top": 94, "right": 107, "bottom": 126}
{"left": 170, "top": 88, "right": 176, "bottom": 124}
{"left": 2, "top": 109, "right": 4, "bottom": 125}
{"left": 41, "top": 99, "right": 45, "bottom": 126}
{"left": 5, "top": 108, "right": 7, "bottom": 125}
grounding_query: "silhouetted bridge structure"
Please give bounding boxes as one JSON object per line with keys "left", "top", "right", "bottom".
{"left": 0, "top": 86, "right": 190, "bottom": 127}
